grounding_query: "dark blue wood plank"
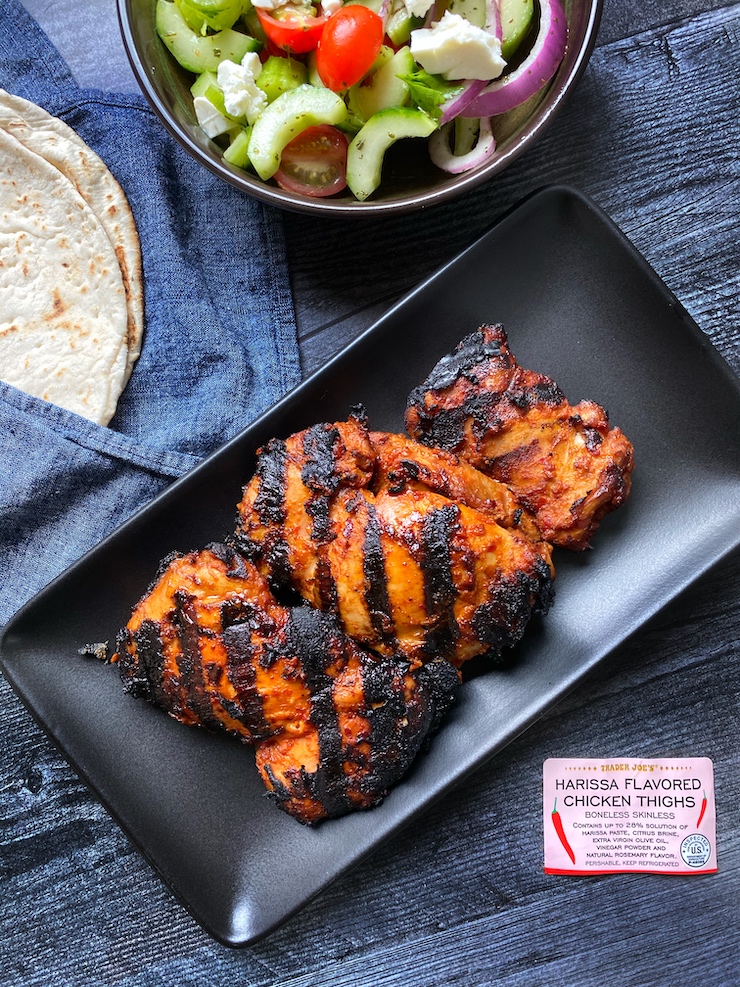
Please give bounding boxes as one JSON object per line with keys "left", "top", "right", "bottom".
{"left": 289, "top": 5, "right": 740, "bottom": 376}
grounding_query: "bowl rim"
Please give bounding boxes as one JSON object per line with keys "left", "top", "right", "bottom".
{"left": 116, "top": 0, "right": 604, "bottom": 216}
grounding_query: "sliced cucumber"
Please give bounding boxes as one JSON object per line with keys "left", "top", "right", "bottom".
{"left": 247, "top": 84, "right": 348, "bottom": 180}
{"left": 346, "top": 107, "right": 437, "bottom": 202}
{"left": 444, "top": 0, "right": 486, "bottom": 28}
{"left": 224, "top": 127, "right": 253, "bottom": 168}
{"left": 190, "top": 70, "right": 231, "bottom": 116}
{"left": 385, "top": 0, "right": 423, "bottom": 46}
{"left": 453, "top": 115, "right": 480, "bottom": 156}
{"left": 366, "top": 44, "right": 396, "bottom": 76}
{"left": 156, "top": 0, "right": 259, "bottom": 75}
{"left": 344, "top": 0, "right": 385, "bottom": 11}
{"left": 184, "top": 0, "right": 245, "bottom": 11}
{"left": 305, "top": 50, "right": 324, "bottom": 89}
{"left": 243, "top": 5, "right": 268, "bottom": 45}
{"left": 500, "top": 0, "right": 534, "bottom": 60}
{"left": 306, "top": 53, "right": 368, "bottom": 136}
{"left": 345, "top": 43, "right": 393, "bottom": 123}
{"left": 174, "top": 0, "right": 245, "bottom": 34}
{"left": 350, "top": 45, "right": 415, "bottom": 122}
{"left": 256, "top": 56, "right": 308, "bottom": 104}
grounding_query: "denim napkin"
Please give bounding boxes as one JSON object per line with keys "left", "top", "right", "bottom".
{"left": 0, "top": 0, "right": 301, "bottom": 625}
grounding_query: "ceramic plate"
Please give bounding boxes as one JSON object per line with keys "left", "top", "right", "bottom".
{"left": 3, "top": 186, "right": 740, "bottom": 946}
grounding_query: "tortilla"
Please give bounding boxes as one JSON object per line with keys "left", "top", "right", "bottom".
{"left": 0, "top": 90, "right": 144, "bottom": 382}
{"left": 0, "top": 127, "right": 130, "bottom": 425}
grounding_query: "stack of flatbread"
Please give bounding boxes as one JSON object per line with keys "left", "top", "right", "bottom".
{"left": 0, "top": 90, "right": 143, "bottom": 426}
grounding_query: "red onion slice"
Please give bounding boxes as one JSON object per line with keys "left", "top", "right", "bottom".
{"left": 487, "top": 0, "right": 502, "bottom": 40}
{"left": 438, "top": 0, "right": 503, "bottom": 125}
{"left": 429, "top": 116, "right": 496, "bottom": 173}
{"left": 462, "top": 0, "right": 568, "bottom": 118}
{"left": 440, "top": 79, "right": 487, "bottom": 125}
{"left": 423, "top": 0, "right": 441, "bottom": 28}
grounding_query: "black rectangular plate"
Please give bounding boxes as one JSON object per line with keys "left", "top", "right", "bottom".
{"left": 3, "top": 186, "right": 740, "bottom": 947}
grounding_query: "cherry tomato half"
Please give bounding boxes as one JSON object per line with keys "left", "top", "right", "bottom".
{"left": 315, "top": 5, "right": 384, "bottom": 92}
{"left": 256, "top": 6, "right": 327, "bottom": 54}
{"left": 274, "top": 124, "right": 349, "bottom": 197}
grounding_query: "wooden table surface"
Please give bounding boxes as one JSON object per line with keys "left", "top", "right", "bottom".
{"left": 3, "top": 1, "right": 739, "bottom": 984}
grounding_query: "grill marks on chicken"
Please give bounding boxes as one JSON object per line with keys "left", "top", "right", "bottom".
{"left": 119, "top": 544, "right": 308, "bottom": 743}
{"left": 113, "top": 323, "right": 634, "bottom": 825}
{"left": 257, "top": 607, "right": 457, "bottom": 824}
{"left": 369, "top": 430, "right": 552, "bottom": 564}
{"left": 236, "top": 416, "right": 553, "bottom": 668}
{"left": 405, "top": 325, "right": 635, "bottom": 550}
{"left": 244, "top": 417, "right": 375, "bottom": 607}
{"left": 115, "top": 542, "right": 457, "bottom": 824}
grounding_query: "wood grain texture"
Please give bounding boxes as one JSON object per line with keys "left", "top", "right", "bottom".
{"left": 285, "top": 5, "right": 740, "bottom": 375}
{"left": 2, "top": 1, "right": 739, "bottom": 984}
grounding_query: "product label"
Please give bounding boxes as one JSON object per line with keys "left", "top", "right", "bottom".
{"left": 543, "top": 758, "right": 717, "bottom": 875}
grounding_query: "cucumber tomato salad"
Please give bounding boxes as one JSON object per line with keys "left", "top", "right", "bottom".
{"left": 156, "top": 0, "right": 568, "bottom": 201}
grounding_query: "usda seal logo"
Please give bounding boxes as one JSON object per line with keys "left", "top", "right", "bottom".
{"left": 680, "top": 834, "right": 712, "bottom": 868}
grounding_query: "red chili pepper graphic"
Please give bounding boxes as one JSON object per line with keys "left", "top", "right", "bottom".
{"left": 552, "top": 798, "right": 576, "bottom": 864}
{"left": 696, "top": 791, "right": 708, "bottom": 828}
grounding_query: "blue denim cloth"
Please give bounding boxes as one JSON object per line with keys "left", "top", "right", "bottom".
{"left": 0, "top": 6, "right": 301, "bottom": 977}
{"left": 0, "top": 0, "right": 301, "bottom": 625}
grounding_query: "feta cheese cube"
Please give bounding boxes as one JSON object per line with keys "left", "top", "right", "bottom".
{"left": 193, "top": 95, "right": 233, "bottom": 138}
{"left": 410, "top": 11, "right": 507, "bottom": 81}
{"left": 402, "top": 0, "right": 435, "bottom": 18}
{"left": 217, "top": 53, "right": 268, "bottom": 125}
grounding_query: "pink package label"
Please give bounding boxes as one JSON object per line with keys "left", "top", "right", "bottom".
{"left": 543, "top": 758, "right": 717, "bottom": 875}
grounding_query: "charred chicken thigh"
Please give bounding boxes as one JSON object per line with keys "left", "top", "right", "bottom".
{"left": 110, "top": 321, "right": 636, "bottom": 826}
{"left": 114, "top": 542, "right": 457, "bottom": 824}
{"left": 368, "top": 429, "right": 552, "bottom": 565}
{"left": 405, "top": 325, "right": 635, "bottom": 550}
{"left": 236, "top": 413, "right": 554, "bottom": 668}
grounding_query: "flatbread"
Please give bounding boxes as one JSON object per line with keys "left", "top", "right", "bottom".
{"left": 0, "top": 90, "right": 144, "bottom": 382}
{"left": 0, "top": 127, "right": 130, "bottom": 425}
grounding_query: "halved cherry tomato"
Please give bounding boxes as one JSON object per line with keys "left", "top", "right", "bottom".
{"left": 315, "top": 5, "right": 384, "bottom": 92}
{"left": 274, "top": 124, "right": 349, "bottom": 197}
{"left": 256, "top": 5, "right": 328, "bottom": 54}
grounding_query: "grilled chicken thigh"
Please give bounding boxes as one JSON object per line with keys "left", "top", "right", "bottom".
{"left": 369, "top": 430, "right": 552, "bottom": 564}
{"left": 110, "top": 323, "right": 635, "bottom": 825}
{"left": 114, "top": 542, "right": 457, "bottom": 824}
{"left": 236, "top": 414, "right": 553, "bottom": 668}
{"left": 405, "top": 325, "right": 635, "bottom": 550}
